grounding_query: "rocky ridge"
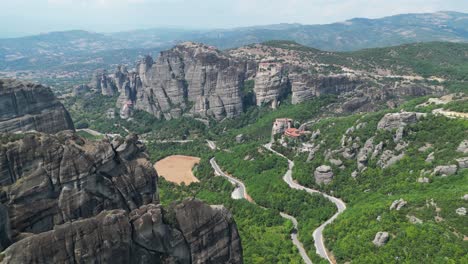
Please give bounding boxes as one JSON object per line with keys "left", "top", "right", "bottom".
{"left": 0, "top": 79, "right": 75, "bottom": 134}
{"left": 80, "top": 42, "right": 444, "bottom": 121}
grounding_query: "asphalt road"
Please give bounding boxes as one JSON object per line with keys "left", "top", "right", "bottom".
{"left": 264, "top": 143, "right": 347, "bottom": 263}
{"left": 210, "top": 158, "right": 246, "bottom": 200}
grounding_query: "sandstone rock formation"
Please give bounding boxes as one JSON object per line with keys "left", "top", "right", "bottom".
{"left": 89, "top": 69, "right": 118, "bottom": 96}
{"left": 0, "top": 131, "right": 243, "bottom": 263}
{"left": 1, "top": 199, "right": 242, "bottom": 264}
{"left": 116, "top": 42, "right": 255, "bottom": 120}
{"left": 314, "top": 165, "right": 334, "bottom": 184}
{"left": 0, "top": 132, "right": 156, "bottom": 234}
{"left": 372, "top": 232, "right": 389, "bottom": 247}
{"left": 0, "top": 79, "right": 75, "bottom": 134}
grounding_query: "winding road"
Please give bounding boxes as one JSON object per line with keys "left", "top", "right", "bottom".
{"left": 208, "top": 139, "right": 346, "bottom": 263}
{"left": 210, "top": 158, "right": 246, "bottom": 200}
{"left": 264, "top": 143, "right": 346, "bottom": 263}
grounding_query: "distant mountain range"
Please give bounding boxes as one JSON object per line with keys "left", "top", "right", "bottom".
{"left": 1, "top": 11, "right": 467, "bottom": 73}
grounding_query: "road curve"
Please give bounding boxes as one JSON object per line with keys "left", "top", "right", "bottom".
{"left": 280, "top": 212, "right": 313, "bottom": 264}
{"left": 210, "top": 158, "right": 246, "bottom": 200}
{"left": 210, "top": 157, "right": 313, "bottom": 263}
{"left": 264, "top": 143, "right": 346, "bottom": 263}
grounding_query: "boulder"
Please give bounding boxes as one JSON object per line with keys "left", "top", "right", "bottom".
{"left": 433, "top": 165, "right": 458, "bottom": 176}
{"left": 236, "top": 134, "right": 245, "bottom": 143}
{"left": 314, "top": 165, "right": 334, "bottom": 185}
{"left": 372, "top": 232, "right": 389, "bottom": 247}
{"left": 457, "top": 140, "right": 468, "bottom": 154}
{"left": 390, "top": 198, "right": 407, "bottom": 210}
{"left": 377, "top": 112, "right": 423, "bottom": 131}
{"left": 425, "top": 152, "right": 435, "bottom": 163}
{"left": 455, "top": 207, "right": 466, "bottom": 216}
{"left": 456, "top": 157, "right": 468, "bottom": 169}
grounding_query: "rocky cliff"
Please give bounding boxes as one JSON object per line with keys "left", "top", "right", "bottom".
{"left": 0, "top": 131, "right": 243, "bottom": 263}
{"left": 0, "top": 79, "right": 75, "bottom": 134}
{"left": 81, "top": 42, "right": 444, "bottom": 120}
{"left": 115, "top": 42, "right": 255, "bottom": 120}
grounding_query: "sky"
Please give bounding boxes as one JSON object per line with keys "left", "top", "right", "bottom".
{"left": 0, "top": 0, "right": 467, "bottom": 37}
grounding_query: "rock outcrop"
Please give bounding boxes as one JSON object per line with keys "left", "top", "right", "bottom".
{"left": 390, "top": 199, "right": 407, "bottom": 211}
{"left": 0, "top": 131, "right": 243, "bottom": 263}
{"left": 314, "top": 165, "right": 334, "bottom": 184}
{"left": 456, "top": 157, "right": 468, "bottom": 169}
{"left": 372, "top": 232, "right": 390, "bottom": 247}
{"left": 377, "top": 112, "right": 424, "bottom": 131}
{"left": 1, "top": 199, "right": 242, "bottom": 264}
{"left": 372, "top": 232, "right": 389, "bottom": 247}
{"left": 433, "top": 165, "right": 458, "bottom": 176}
{"left": 254, "top": 62, "right": 289, "bottom": 108}
{"left": 89, "top": 69, "right": 118, "bottom": 96}
{"left": 0, "top": 79, "right": 75, "bottom": 134}
{"left": 0, "top": 132, "right": 156, "bottom": 234}
{"left": 117, "top": 42, "right": 255, "bottom": 120}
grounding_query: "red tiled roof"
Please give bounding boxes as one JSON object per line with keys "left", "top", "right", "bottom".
{"left": 284, "top": 128, "right": 302, "bottom": 137}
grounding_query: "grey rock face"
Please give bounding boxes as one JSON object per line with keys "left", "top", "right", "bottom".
{"left": 89, "top": 69, "right": 117, "bottom": 96}
{"left": 0, "top": 132, "right": 243, "bottom": 263}
{"left": 0, "top": 204, "right": 11, "bottom": 251}
{"left": 0, "top": 132, "right": 156, "bottom": 234}
{"left": 255, "top": 62, "right": 289, "bottom": 108}
{"left": 0, "top": 79, "right": 75, "bottom": 134}
{"left": 372, "top": 232, "right": 389, "bottom": 247}
{"left": 119, "top": 42, "right": 252, "bottom": 121}
{"left": 1, "top": 200, "right": 243, "bottom": 264}
{"left": 314, "top": 165, "right": 334, "bottom": 184}
{"left": 433, "top": 165, "right": 458, "bottom": 176}
{"left": 290, "top": 73, "right": 360, "bottom": 105}
{"left": 174, "top": 199, "right": 243, "bottom": 264}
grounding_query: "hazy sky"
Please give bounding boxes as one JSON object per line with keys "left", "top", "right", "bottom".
{"left": 1, "top": 0, "right": 467, "bottom": 37}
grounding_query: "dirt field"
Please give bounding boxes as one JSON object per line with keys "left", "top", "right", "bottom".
{"left": 154, "top": 155, "right": 200, "bottom": 185}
